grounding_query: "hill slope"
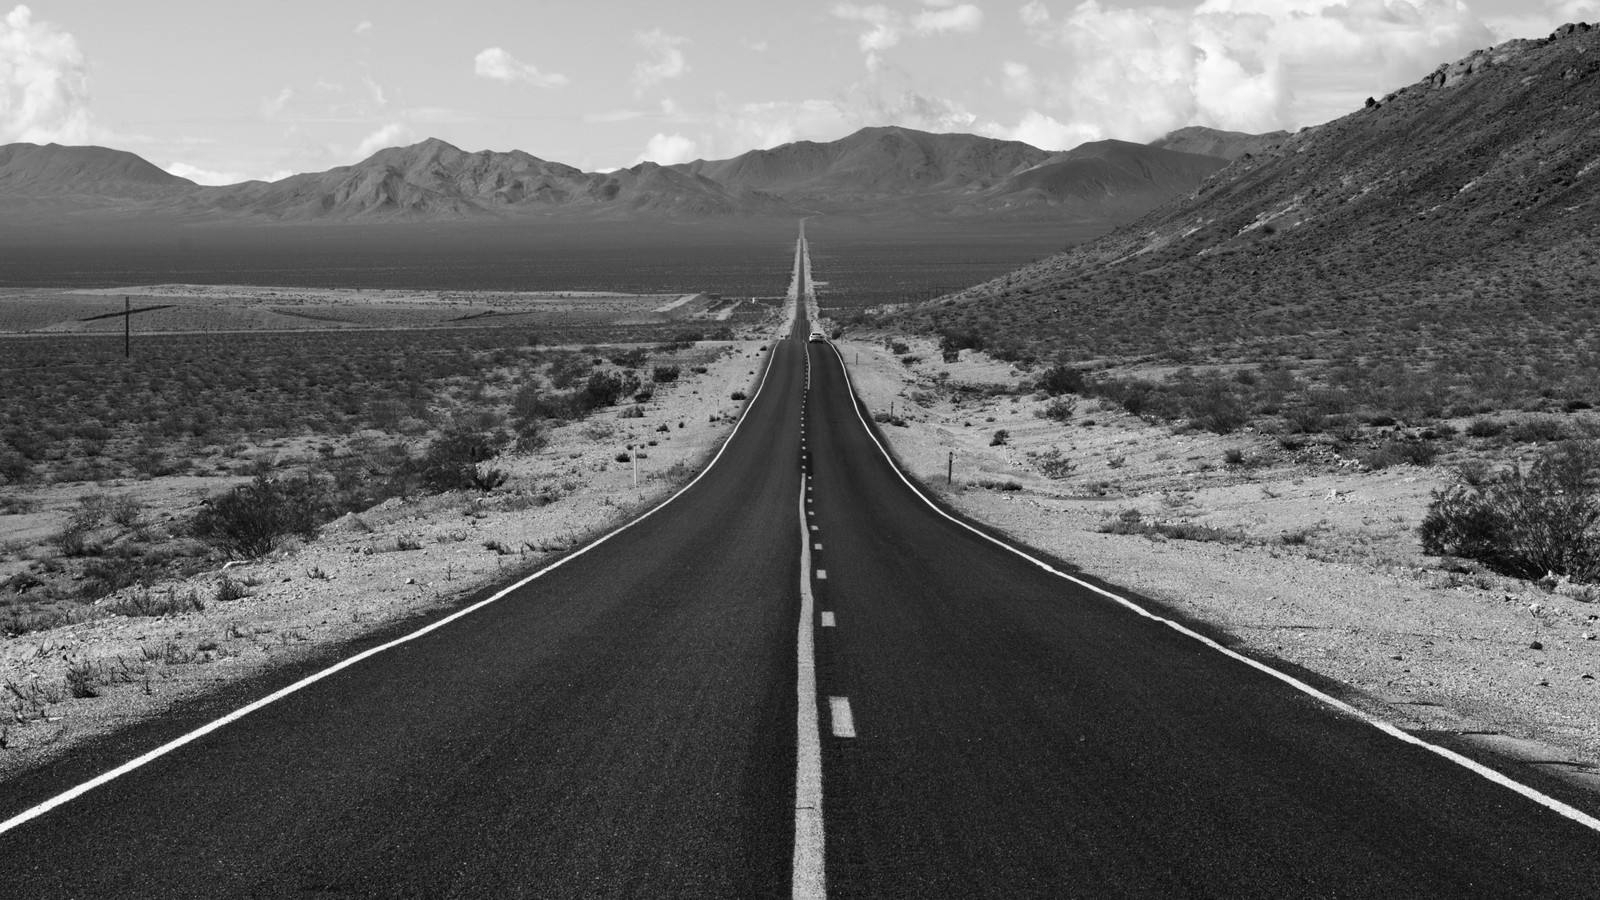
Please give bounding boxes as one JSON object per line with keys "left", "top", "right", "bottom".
{"left": 909, "top": 22, "right": 1600, "bottom": 420}
{"left": 1149, "top": 126, "right": 1288, "bottom": 161}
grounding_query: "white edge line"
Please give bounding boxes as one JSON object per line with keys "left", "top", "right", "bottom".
{"left": 823, "top": 341, "right": 1600, "bottom": 835}
{"left": 0, "top": 338, "right": 791, "bottom": 839}
{"left": 794, "top": 471, "right": 826, "bottom": 899}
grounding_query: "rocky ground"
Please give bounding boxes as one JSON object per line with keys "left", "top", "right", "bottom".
{"left": 833, "top": 330, "right": 1600, "bottom": 795}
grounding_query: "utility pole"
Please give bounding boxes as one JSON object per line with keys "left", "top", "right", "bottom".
{"left": 948, "top": 451, "right": 953, "bottom": 486}
{"left": 123, "top": 296, "right": 130, "bottom": 358}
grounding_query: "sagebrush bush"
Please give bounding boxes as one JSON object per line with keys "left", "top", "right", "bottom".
{"left": 1419, "top": 441, "right": 1600, "bottom": 581}
{"left": 1037, "top": 397, "right": 1076, "bottom": 422}
{"left": 191, "top": 475, "right": 325, "bottom": 559}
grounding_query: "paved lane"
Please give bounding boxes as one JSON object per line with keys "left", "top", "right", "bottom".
{"left": 800, "top": 335, "right": 1600, "bottom": 898}
{"left": 0, "top": 324, "right": 812, "bottom": 899}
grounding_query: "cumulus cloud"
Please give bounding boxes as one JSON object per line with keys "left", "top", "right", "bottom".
{"left": 261, "top": 86, "right": 293, "bottom": 119}
{"left": 633, "top": 30, "right": 690, "bottom": 90}
{"left": 1016, "top": 0, "right": 1496, "bottom": 143}
{"left": 0, "top": 4, "right": 96, "bottom": 144}
{"left": 354, "top": 20, "right": 372, "bottom": 35}
{"left": 911, "top": 3, "right": 982, "bottom": 35}
{"left": 1484, "top": 0, "right": 1600, "bottom": 41}
{"left": 473, "top": 47, "right": 568, "bottom": 88}
{"left": 833, "top": 2, "right": 983, "bottom": 70}
{"left": 353, "top": 122, "right": 412, "bottom": 159}
{"left": 633, "top": 132, "right": 698, "bottom": 165}
{"left": 164, "top": 162, "right": 292, "bottom": 186}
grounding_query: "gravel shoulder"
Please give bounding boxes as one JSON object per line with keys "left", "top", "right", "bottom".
{"left": 833, "top": 330, "right": 1600, "bottom": 796}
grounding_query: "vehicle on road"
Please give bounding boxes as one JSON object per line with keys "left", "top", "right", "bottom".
{"left": 808, "top": 330, "right": 826, "bottom": 342}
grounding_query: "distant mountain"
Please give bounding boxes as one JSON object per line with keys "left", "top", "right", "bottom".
{"left": 0, "top": 126, "right": 1241, "bottom": 225}
{"left": 1148, "top": 126, "right": 1287, "bottom": 161}
{"left": 0, "top": 143, "right": 195, "bottom": 198}
{"left": 987, "top": 139, "right": 1227, "bottom": 213}
{"left": 677, "top": 126, "right": 1050, "bottom": 200}
{"left": 913, "top": 22, "right": 1600, "bottom": 393}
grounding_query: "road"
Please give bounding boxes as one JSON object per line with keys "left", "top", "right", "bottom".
{"left": 2, "top": 226, "right": 1599, "bottom": 897}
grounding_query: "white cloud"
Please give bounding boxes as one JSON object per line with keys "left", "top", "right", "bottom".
{"left": 473, "top": 47, "right": 568, "bottom": 88}
{"left": 353, "top": 122, "right": 412, "bottom": 159}
{"left": 834, "top": 2, "right": 984, "bottom": 71}
{"left": 261, "top": 86, "right": 293, "bottom": 119}
{"left": 1484, "top": 0, "right": 1600, "bottom": 41}
{"left": 1001, "top": 61, "right": 1035, "bottom": 100}
{"left": 633, "top": 30, "right": 690, "bottom": 90}
{"left": 1014, "top": 0, "right": 1496, "bottom": 142}
{"left": 912, "top": 3, "right": 982, "bottom": 35}
{"left": 742, "top": 38, "right": 769, "bottom": 52}
{"left": 164, "top": 162, "right": 292, "bottom": 186}
{"left": 354, "top": 20, "right": 372, "bottom": 35}
{"left": 0, "top": 4, "right": 96, "bottom": 144}
{"left": 361, "top": 74, "right": 387, "bottom": 107}
{"left": 633, "top": 132, "right": 698, "bottom": 165}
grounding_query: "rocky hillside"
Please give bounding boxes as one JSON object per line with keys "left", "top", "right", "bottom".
{"left": 910, "top": 22, "right": 1600, "bottom": 419}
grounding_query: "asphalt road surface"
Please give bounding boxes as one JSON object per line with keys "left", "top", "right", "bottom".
{"left": 2, "top": 231, "right": 1599, "bottom": 897}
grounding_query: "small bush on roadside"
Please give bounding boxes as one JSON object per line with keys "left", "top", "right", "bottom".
{"left": 1037, "top": 398, "right": 1076, "bottom": 422}
{"left": 1419, "top": 441, "right": 1600, "bottom": 581}
{"left": 652, "top": 365, "right": 680, "bottom": 383}
{"left": 191, "top": 475, "right": 326, "bottom": 559}
{"left": 1361, "top": 439, "right": 1439, "bottom": 470}
{"left": 1465, "top": 417, "right": 1505, "bottom": 438}
{"left": 990, "top": 429, "right": 1009, "bottom": 446}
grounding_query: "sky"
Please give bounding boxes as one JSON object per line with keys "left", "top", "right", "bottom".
{"left": 0, "top": 0, "right": 1593, "bottom": 184}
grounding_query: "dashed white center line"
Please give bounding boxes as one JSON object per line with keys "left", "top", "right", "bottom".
{"left": 810, "top": 525, "right": 818, "bottom": 531}
{"left": 814, "top": 543, "right": 822, "bottom": 550}
{"left": 829, "top": 697, "right": 856, "bottom": 738}
{"left": 816, "top": 569, "right": 827, "bottom": 580}
{"left": 821, "top": 611, "right": 835, "bottom": 627}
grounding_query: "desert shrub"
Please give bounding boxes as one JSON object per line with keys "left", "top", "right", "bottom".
{"left": 213, "top": 576, "right": 250, "bottom": 603}
{"left": 609, "top": 348, "right": 649, "bottom": 369}
{"left": 730, "top": 391, "right": 747, "bottom": 401}
{"left": 1223, "top": 448, "right": 1246, "bottom": 466}
{"left": 548, "top": 353, "right": 593, "bottom": 390}
{"left": 888, "top": 341, "right": 910, "bottom": 355}
{"left": 110, "top": 587, "right": 205, "bottom": 617}
{"left": 652, "top": 365, "right": 680, "bottom": 383}
{"left": 1505, "top": 416, "right": 1567, "bottom": 444}
{"left": 1037, "top": 398, "right": 1076, "bottom": 422}
{"left": 581, "top": 371, "right": 641, "bottom": 410}
{"left": 1035, "top": 365, "right": 1084, "bottom": 397}
{"left": 900, "top": 355, "right": 922, "bottom": 366}
{"left": 990, "top": 429, "right": 1009, "bottom": 446}
{"left": 1030, "top": 448, "right": 1075, "bottom": 479}
{"left": 937, "top": 328, "right": 985, "bottom": 358}
{"left": 1361, "top": 439, "right": 1439, "bottom": 470}
{"left": 1419, "top": 441, "right": 1600, "bottom": 581}
{"left": 873, "top": 412, "right": 907, "bottom": 427}
{"left": 191, "top": 475, "right": 326, "bottom": 559}
{"left": 1282, "top": 407, "right": 1326, "bottom": 434}
{"left": 1465, "top": 417, "right": 1505, "bottom": 438}
{"left": 412, "top": 430, "right": 506, "bottom": 492}
{"left": 0, "top": 450, "right": 30, "bottom": 484}
{"left": 619, "top": 406, "right": 644, "bottom": 419}
{"left": 1187, "top": 385, "right": 1250, "bottom": 435}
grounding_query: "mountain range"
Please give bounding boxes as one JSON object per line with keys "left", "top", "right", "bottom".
{"left": 0, "top": 126, "right": 1239, "bottom": 227}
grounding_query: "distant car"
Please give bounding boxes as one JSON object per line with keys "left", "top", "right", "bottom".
{"left": 808, "top": 330, "right": 826, "bottom": 342}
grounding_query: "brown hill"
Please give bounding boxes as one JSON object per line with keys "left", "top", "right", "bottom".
{"left": 0, "top": 143, "right": 195, "bottom": 198}
{"left": 199, "top": 139, "right": 788, "bottom": 221}
{"left": 906, "top": 22, "right": 1600, "bottom": 421}
{"left": 986, "top": 139, "right": 1227, "bottom": 214}
{"left": 1148, "top": 126, "right": 1287, "bottom": 161}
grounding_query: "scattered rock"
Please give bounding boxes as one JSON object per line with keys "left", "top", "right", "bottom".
{"left": 1530, "top": 640, "right": 1544, "bottom": 650}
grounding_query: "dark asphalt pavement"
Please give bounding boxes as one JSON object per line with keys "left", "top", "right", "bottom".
{"left": 1, "top": 228, "right": 1598, "bottom": 898}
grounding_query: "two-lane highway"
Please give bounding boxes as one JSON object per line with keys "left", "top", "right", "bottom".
{"left": 2, "top": 223, "right": 1599, "bottom": 898}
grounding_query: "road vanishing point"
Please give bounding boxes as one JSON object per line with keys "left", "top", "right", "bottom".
{"left": 2, "top": 225, "right": 1599, "bottom": 898}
